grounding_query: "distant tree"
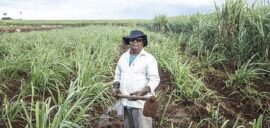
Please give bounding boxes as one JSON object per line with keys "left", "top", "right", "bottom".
{"left": 2, "top": 12, "right": 12, "bottom": 20}
{"left": 1, "top": 17, "right": 12, "bottom": 20}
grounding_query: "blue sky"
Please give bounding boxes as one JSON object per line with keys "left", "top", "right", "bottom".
{"left": 0, "top": 0, "right": 237, "bottom": 20}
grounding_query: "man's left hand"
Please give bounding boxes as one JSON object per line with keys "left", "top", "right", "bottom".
{"left": 129, "top": 86, "right": 151, "bottom": 100}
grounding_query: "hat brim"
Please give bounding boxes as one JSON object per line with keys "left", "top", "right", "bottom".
{"left": 123, "top": 35, "right": 148, "bottom": 47}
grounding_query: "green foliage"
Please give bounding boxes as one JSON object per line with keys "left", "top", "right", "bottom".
{"left": 162, "top": 0, "right": 270, "bottom": 68}
{"left": 148, "top": 1, "right": 270, "bottom": 127}
{"left": 152, "top": 15, "right": 169, "bottom": 32}
{"left": 0, "top": 20, "right": 4, "bottom": 25}
{"left": 21, "top": 81, "right": 110, "bottom": 128}
{"left": 166, "top": 14, "right": 201, "bottom": 34}
{"left": 199, "top": 44, "right": 227, "bottom": 68}
{"left": 1, "top": 96, "right": 23, "bottom": 127}
{"left": 251, "top": 115, "right": 263, "bottom": 128}
{"left": 0, "top": 26, "right": 126, "bottom": 127}
{"left": 0, "top": 19, "right": 150, "bottom": 27}
{"left": 0, "top": 45, "right": 9, "bottom": 60}
{"left": 1, "top": 17, "right": 12, "bottom": 20}
{"left": 226, "top": 56, "right": 264, "bottom": 86}
{"left": 147, "top": 32, "right": 207, "bottom": 100}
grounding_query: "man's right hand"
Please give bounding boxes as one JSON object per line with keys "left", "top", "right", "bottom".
{"left": 112, "top": 81, "right": 121, "bottom": 99}
{"left": 113, "top": 88, "right": 121, "bottom": 99}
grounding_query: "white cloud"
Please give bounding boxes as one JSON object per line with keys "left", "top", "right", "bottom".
{"left": 134, "top": 0, "right": 214, "bottom": 7}
{"left": 0, "top": 0, "right": 225, "bottom": 19}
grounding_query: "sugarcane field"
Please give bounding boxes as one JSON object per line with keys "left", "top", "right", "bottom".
{"left": 0, "top": 0, "right": 270, "bottom": 128}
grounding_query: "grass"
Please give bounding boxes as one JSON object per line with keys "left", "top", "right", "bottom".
{"left": 0, "top": 25, "right": 129, "bottom": 127}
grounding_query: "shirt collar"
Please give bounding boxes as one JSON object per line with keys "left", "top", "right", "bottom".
{"left": 127, "top": 48, "right": 146, "bottom": 56}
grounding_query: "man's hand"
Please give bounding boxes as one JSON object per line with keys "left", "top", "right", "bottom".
{"left": 113, "top": 81, "right": 120, "bottom": 89}
{"left": 113, "top": 89, "right": 121, "bottom": 99}
{"left": 129, "top": 86, "right": 151, "bottom": 100}
{"left": 112, "top": 81, "right": 121, "bottom": 99}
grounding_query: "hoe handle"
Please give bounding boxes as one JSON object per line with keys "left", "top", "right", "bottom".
{"left": 116, "top": 94, "right": 150, "bottom": 101}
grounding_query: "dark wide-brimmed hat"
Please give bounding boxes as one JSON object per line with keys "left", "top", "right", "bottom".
{"left": 123, "top": 30, "right": 148, "bottom": 47}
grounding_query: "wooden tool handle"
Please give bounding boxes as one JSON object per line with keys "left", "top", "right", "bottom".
{"left": 116, "top": 94, "right": 150, "bottom": 101}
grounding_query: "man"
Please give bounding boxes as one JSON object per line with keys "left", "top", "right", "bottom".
{"left": 113, "top": 30, "right": 160, "bottom": 128}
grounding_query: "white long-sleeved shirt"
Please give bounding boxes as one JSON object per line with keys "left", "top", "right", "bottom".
{"left": 114, "top": 49, "right": 160, "bottom": 108}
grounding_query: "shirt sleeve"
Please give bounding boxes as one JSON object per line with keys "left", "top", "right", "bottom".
{"left": 114, "top": 62, "right": 121, "bottom": 83}
{"left": 146, "top": 56, "right": 160, "bottom": 94}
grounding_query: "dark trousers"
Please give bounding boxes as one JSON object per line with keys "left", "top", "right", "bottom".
{"left": 123, "top": 106, "right": 152, "bottom": 128}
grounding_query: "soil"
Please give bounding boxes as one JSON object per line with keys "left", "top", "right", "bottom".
{"left": 154, "top": 69, "right": 193, "bottom": 128}
{"left": 0, "top": 79, "right": 21, "bottom": 107}
{"left": 203, "top": 68, "right": 270, "bottom": 127}
{"left": 0, "top": 78, "right": 23, "bottom": 128}
{"left": 0, "top": 25, "right": 62, "bottom": 33}
{"left": 153, "top": 62, "right": 270, "bottom": 127}
{"left": 3, "top": 62, "right": 268, "bottom": 127}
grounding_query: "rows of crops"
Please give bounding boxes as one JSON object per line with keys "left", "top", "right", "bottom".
{"left": 152, "top": 0, "right": 270, "bottom": 67}
{"left": 0, "top": 0, "right": 270, "bottom": 127}
{"left": 0, "top": 25, "right": 214, "bottom": 127}
{"left": 146, "top": 28, "right": 268, "bottom": 127}
{"left": 147, "top": 0, "right": 270, "bottom": 127}
{"left": 0, "top": 26, "right": 132, "bottom": 127}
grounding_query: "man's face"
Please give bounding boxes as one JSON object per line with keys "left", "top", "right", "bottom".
{"left": 129, "top": 37, "right": 144, "bottom": 53}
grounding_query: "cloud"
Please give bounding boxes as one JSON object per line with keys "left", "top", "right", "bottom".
{"left": 0, "top": 0, "right": 225, "bottom": 19}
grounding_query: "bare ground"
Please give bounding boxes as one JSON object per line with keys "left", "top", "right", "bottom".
{"left": 0, "top": 25, "right": 62, "bottom": 33}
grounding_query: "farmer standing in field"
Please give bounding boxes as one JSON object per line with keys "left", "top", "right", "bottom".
{"left": 113, "top": 30, "right": 160, "bottom": 128}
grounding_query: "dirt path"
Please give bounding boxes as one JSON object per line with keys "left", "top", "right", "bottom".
{"left": 0, "top": 25, "right": 62, "bottom": 33}
{"left": 154, "top": 69, "right": 192, "bottom": 127}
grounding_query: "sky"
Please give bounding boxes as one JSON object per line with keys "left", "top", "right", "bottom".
{"left": 0, "top": 0, "right": 231, "bottom": 20}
